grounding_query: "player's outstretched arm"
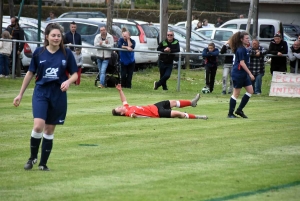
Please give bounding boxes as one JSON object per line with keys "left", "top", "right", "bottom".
{"left": 116, "top": 84, "right": 127, "bottom": 103}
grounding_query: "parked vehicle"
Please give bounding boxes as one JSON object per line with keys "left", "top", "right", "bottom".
{"left": 284, "top": 32, "right": 297, "bottom": 47}
{"left": 48, "top": 18, "right": 122, "bottom": 46}
{"left": 58, "top": 11, "right": 106, "bottom": 19}
{"left": 196, "top": 27, "right": 252, "bottom": 43}
{"left": 220, "top": 18, "right": 283, "bottom": 50}
{"left": 283, "top": 24, "right": 300, "bottom": 37}
{"left": 88, "top": 18, "right": 159, "bottom": 66}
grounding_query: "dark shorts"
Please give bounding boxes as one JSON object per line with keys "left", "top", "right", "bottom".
{"left": 232, "top": 74, "right": 252, "bottom": 89}
{"left": 32, "top": 83, "right": 67, "bottom": 125}
{"left": 154, "top": 100, "right": 172, "bottom": 118}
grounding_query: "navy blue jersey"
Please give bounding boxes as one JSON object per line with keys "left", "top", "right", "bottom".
{"left": 232, "top": 46, "right": 249, "bottom": 77}
{"left": 29, "top": 47, "right": 78, "bottom": 85}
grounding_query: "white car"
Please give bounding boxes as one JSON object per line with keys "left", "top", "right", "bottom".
{"left": 88, "top": 18, "right": 158, "bottom": 65}
{"left": 195, "top": 27, "right": 252, "bottom": 43}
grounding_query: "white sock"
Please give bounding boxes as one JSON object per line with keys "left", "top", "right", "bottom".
{"left": 184, "top": 113, "right": 189, "bottom": 119}
{"left": 176, "top": 101, "right": 180, "bottom": 108}
{"left": 246, "top": 92, "right": 252, "bottom": 97}
{"left": 31, "top": 130, "right": 43, "bottom": 139}
{"left": 43, "top": 133, "right": 54, "bottom": 140}
{"left": 231, "top": 95, "right": 237, "bottom": 100}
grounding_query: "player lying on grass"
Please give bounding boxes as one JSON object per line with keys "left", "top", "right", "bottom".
{"left": 112, "top": 84, "right": 208, "bottom": 119}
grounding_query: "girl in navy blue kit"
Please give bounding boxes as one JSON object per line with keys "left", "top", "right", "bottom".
{"left": 227, "top": 31, "right": 254, "bottom": 118}
{"left": 13, "top": 23, "right": 78, "bottom": 171}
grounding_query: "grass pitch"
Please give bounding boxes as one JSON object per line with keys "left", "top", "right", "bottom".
{"left": 0, "top": 65, "right": 299, "bottom": 201}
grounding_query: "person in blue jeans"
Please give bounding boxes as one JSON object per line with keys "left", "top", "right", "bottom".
{"left": 118, "top": 29, "right": 136, "bottom": 88}
{"left": 94, "top": 26, "right": 114, "bottom": 88}
{"left": 0, "top": 31, "right": 12, "bottom": 78}
{"left": 248, "top": 39, "right": 267, "bottom": 95}
{"left": 154, "top": 31, "right": 180, "bottom": 90}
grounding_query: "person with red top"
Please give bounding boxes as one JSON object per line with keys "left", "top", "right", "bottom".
{"left": 112, "top": 84, "right": 208, "bottom": 119}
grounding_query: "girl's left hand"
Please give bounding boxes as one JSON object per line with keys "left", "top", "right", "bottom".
{"left": 60, "top": 80, "right": 70, "bottom": 92}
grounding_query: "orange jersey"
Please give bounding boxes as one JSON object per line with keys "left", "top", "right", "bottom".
{"left": 124, "top": 103, "right": 159, "bottom": 118}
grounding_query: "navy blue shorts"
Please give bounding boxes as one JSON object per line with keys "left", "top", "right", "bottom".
{"left": 32, "top": 83, "right": 67, "bottom": 125}
{"left": 154, "top": 100, "right": 171, "bottom": 118}
{"left": 232, "top": 74, "right": 252, "bottom": 89}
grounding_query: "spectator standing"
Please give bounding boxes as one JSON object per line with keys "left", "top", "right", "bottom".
{"left": 46, "top": 11, "right": 56, "bottom": 21}
{"left": 202, "top": 43, "right": 219, "bottom": 93}
{"left": 64, "top": 21, "right": 82, "bottom": 52}
{"left": 239, "top": 14, "right": 244, "bottom": 19}
{"left": 13, "top": 23, "right": 78, "bottom": 171}
{"left": 268, "top": 33, "right": 288, "bottom": 74}
{"left": 228, "top": 31, "right": 254, "bottom": 118}
{"left": 194, "top": 21, "right": 203, "bottom": 30}
{"left": 288, "top": 40, "right": 300, "bottom": 73}
{"left": 117, "top": 29, "right": 136, "bottom": 88}
{"left": 215, "top": 17, "right": 223, "bottom": 28}
{"left": 72, "top": 48, "right": 83, "bottom": 85}
{"left": 248, "top": 39, "right": 267, "bottom": 94}
{"left": 220, "top": 40, "right": 233, "bottom": 95}
{"left": 154, "top": 31, "right": 180, "bottom": 90}
{"left": 0, "top": 31, "right": 12, "bottom": 78}
{"left": 112, "top": 84, "right": 207, "bottom": 119}
{"left": 94, "top": 26, "right": 114, "bottom": 88}
{"left": 6, "top": 16, "right": 24, "bottom": 77}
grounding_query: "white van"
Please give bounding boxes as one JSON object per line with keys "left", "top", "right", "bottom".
{"left": 220, "top": 18, "right": 283, "bottom": 50}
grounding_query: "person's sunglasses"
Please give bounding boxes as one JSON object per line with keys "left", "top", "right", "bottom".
{"left": 167, "top": 34, "right": 173, "bottom": 36}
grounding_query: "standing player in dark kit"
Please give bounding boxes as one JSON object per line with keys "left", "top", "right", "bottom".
{"left": 13, "top": 23, "right": 78, "bottom": 171}
{"left": 228, "top": 31, "right": 254, "bottom": 118}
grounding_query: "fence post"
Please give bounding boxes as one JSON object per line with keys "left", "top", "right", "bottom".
{"left": 11, "top": 40, "right": 17, "bottom": 79}
{"left": 295, "top": 58, "right": 298, "bottom": 74}
{"left": 176, "top": 53, "right": 182, "bottom": 92}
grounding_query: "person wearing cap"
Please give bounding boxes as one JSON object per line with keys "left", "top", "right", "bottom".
{"left": 268, "top": 33, "right": 288, "bottom": 74}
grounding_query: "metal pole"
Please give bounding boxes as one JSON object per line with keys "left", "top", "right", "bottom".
{"left": 295, "top": 59, "right": 298, "bottom": 74}
{"left": 177, "top": 53, "right": 182, "bottom": 92}
{"left": 12, "top": 41, "right": 17, "bottom": 79}
{"left": 37, "top": 0, "right": 42, "bottom": 46}
{"left": 18, "top": 0, "right": 25, "bottom": 19}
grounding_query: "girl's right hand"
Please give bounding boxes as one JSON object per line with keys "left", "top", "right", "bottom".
{"left": 13, "top": 95, "right": 22, "bottom": 107}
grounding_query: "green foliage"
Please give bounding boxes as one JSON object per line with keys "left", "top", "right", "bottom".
{"left": 0, "top": 65, "right": 300, "bottom": 200}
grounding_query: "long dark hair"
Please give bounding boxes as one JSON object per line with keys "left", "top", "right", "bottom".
{"left": 229, "top": 31, "right": 249, "bottom": 53}
{"left": 43, "top": 23, "right": 66, "bottom": 56}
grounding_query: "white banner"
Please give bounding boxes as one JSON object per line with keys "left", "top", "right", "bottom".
{"left": 269, "top": 71, "right": 300, "bottom": 98}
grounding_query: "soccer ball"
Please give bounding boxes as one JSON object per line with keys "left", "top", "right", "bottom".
{"left": 201, "top": 87, "right": 210, "bottom": 94}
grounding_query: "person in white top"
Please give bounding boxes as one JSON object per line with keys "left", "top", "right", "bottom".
{"left": 94, "top": 26, "right": 114, "bottom": 88}
{"left": 202, "top": 19, "right": 213, "bottom": 28}
{"left": 0, "top": 31, "right": 12, "bottom": 78}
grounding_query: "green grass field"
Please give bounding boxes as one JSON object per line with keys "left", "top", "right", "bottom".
{"left": 0, "top": 65, "right": 299, "bottom": 201}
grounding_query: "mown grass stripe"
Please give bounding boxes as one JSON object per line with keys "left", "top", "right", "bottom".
{"left": 204, "top": 181, "right": 300, "bottom": 201}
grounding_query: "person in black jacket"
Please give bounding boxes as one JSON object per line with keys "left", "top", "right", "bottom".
{"left": 154, "top": 31, "right": 180, "bottom": 90}
{"left": 64, "top": 21, "right": 82, "bottom": 52}
{"left": 268, "top": 33, "right": 288, "bottom": 74}
{"left": 6, "top": 17, "right": 25, "bottom": 77}
{"left": 202, "top": 43, "right": 219, "bottom": 93}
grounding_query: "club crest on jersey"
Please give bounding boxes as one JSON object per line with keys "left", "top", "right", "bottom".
{"left": 44, "top": 67, "right": 59, "bottom": 78}
{"left": 62, "top": 60, "right": 66, "bottom": 66}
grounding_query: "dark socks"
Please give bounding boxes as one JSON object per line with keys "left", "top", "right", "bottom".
{"left": 39, "top": 138, "right": 53, "bottom": 166}
{"left": 229, "top": 97, "right": 236, "bottom": 115}
{"left": 237, "top": 94, "right": 250, "bottom": 111}
{"left": 30, "top": 137, "right": 42, "bottom": 159}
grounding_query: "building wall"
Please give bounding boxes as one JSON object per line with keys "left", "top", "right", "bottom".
{"left": 230, "top": 2, "right": 300, "bottom": 24}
